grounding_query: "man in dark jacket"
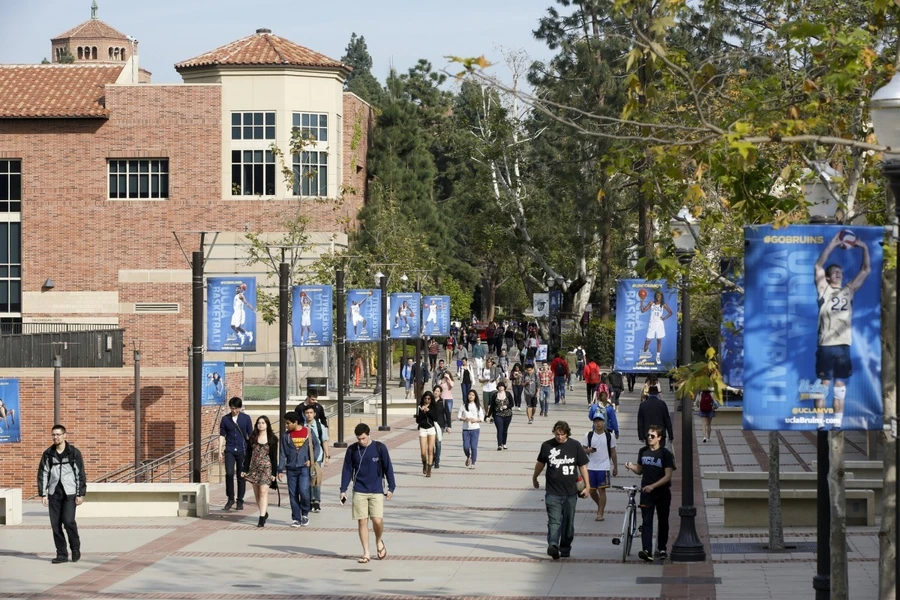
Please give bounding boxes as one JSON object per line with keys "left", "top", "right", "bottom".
{"left": 296, "top": 388, "right": 328, "bottom": 429}
{"left": 432, "top": 392, "right": 453, "bottom": 468}
{"left": 37, "top": 424, "right": 87, "bottom": 563}
{"left": 636, "top": 386, "right": 674, "bottom": 447}
{"left": 219, "top": 397, "right": 253, "bottom": 510}
{"left": 608, "top": 370, "right": 624, "bottom": 406}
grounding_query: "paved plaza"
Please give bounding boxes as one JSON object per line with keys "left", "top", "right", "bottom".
{"left": 0, "top": 384, "right": 881, "bottom": 599}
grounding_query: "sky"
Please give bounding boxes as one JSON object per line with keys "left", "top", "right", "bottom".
{"left": 0, "top": 0, "right": 556, "bottom": 85}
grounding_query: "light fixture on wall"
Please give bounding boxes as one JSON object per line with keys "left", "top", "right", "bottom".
{"left": 42, "top": 278, "right": 55, "bottom": 290}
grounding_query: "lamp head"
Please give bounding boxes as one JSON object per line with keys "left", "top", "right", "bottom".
{"left": 872, "top": 77, "right": 900, "bottom": 153}
{"left": 669, "top": 209, "right": 698, "bottom": 254}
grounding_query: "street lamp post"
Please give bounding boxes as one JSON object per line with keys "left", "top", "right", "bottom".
{"left": 373, "top": 271, "right": 385, "bottom": 396}
{"left": 376, "top": 271, "right": 390, "bottom": 431}
{"left": 399, "top": 273, "right": 409, "bottom": 386}
{"left": 669, "top": 215, "right": 706, "bottom": 563}
{"left": 871, "top": 78, "right": 900, "bottom": 600}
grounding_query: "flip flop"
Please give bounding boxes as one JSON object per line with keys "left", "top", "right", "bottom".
{"left": 377, "top": 540, "right": 387, "bottom": 560}
{"left": 358, "top": 556, "right": 371, "bottom": 563}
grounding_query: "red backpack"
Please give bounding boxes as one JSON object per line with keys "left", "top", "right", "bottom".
{"left": 699, "top": 391, "right": 714, "bottom": 413}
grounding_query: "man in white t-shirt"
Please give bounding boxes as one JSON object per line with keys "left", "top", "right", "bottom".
{"left": 581, "top": 412, "right": 618, "bottom": 521}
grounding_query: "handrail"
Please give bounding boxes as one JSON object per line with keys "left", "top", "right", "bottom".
{"left": 325, "top": 393, "right": 378, "bottom": 421}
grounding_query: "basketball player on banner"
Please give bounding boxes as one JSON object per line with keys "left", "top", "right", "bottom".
{"left": 640, "top": 290, "right": 673, "bottom": 365}
{"left": 231, "top": 283, "right": 256, "bottom": 347}
{"left": 812, "top": 229, "right": 871, "bottom": 429}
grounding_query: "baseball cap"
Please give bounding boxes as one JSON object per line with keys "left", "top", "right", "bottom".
{"left": 592, "top": 412, "right": 606, "bottom": 421}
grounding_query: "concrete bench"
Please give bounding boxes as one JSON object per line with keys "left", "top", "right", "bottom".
{"left": 79, "top": 483, "right": 209, "bottom": 518}
{"left": 0, "top": 488, "right": 22, "bottom": 525}
{"left": 703, "top": 471, "right": 854, "bottom": 490}
{"left": 706, "top": 488, "right": 875, "bottom": 527}
{"left": 812, "top": 460, "right": 883, "bottom": 482}
{"left": 709, "top": 406, "right": 742, "bottom": 426}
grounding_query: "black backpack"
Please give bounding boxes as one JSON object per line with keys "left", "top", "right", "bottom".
{"left": 587, "top": 429, "right": 612, "bottom": 459}
{"left": 554, "top": 361, "right": 566, "bottom": 376}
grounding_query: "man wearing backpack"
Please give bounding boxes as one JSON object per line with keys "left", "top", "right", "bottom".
{"left": 695, "top": 388, "right": 720, "bottom": 443}
{"left": 340, "top": 423, "right": 397, "bottom": 563}
{"left": 583, "top": 358, "right": 601, "bottom": 404}
{"left": 575, "top": 345, "right": 586, "bottom": 381}
{"left": 582, "top": 413, "right": 617, "bottom": 521}
{"left": 550, "top": 353, "right": 569, "bottom": 405}
{"left": 608, "top": 370, "right": 624, "bottom": 406}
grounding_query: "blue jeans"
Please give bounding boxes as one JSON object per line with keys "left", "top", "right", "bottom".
{"left": 445, "top": 398, "right": 454, "bottom": 415}
{"left": 554, "top": 376, "right": 567, "bottom": 403}
{"left": 461, "top": 383, "right": 471, "bottom": 405}
{"left": 494, "top": 414, "right": 511, "bottom": 447}
{"left": 540, "top": 387, "right": 551, "bottom": 415}
{"left": 285, "top": 467, "right": 311, "bottom": 521}
{"left": 462, "top": 429, "right": 480, "bottom": 464}
{"left": 545, "top": 492, "right": 578, "bottom": 552}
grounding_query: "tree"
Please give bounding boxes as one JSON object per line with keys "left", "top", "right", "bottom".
{"left": 57, "top": 47, "right": 75, "bottom": 64}
{"left": 341, "top": 33, "right": 384, "bottom": 106}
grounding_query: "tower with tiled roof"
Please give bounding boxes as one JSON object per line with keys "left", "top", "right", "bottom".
{"left": 50, "top": 1, "right": 137, "bottom": 66}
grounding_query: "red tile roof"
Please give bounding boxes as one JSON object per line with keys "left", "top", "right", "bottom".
{"left": 53, "top": 18, "right": 129, "bottom": 41}
{"left": 175, "top": 30, "right": 350, "bottom": 73}
{"left": 0, "top": 65, "right": 123, "bottom": 118}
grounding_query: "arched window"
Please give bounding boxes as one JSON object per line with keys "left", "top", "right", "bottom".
{"left": 108, "top": 47, "right": 113, "bottom": 60}
{"left": 77, "top": 47, "right": 83, "bottom": 59}
{"left": 121, "top": 48, "right": 126, "bottom": 61}
{"left": 92, "top": 47, "right": 97, "bottom": 60}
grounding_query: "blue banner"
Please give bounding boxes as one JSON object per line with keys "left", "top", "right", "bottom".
{"left": 743, "top": 225, "right": 883, "bottom": 430}
{"left": 422, "top": 295, "right": 450, "bottom": 337}
{"left": 550, "top": 290, "right": 563, "bottom": 316}
{"left": 292, "top": 285, "right": 333, "bottom": 347}
{"left": 0, "top": 378, "right": 20, "bottom": 443}
{"left": 347, "top": 289, "right": 380, "bottom": 342}
{"left": 207, "top": 277, "right": 257, "bottom": 352}
{"left": 720, "top": 260, "right": 744, "bottom": 389}
{"left": 390, "top": 292, "right": 420, "bottom": 339}
{"left": 202, "top": 362, "right": 226, "bottom": 406}
{"left": 613, "top": 279, "right": 678, "bottom": 373}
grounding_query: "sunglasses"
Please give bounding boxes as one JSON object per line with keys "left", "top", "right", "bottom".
{"left": 647, "top": 434, "right": 658, "bottom": 439}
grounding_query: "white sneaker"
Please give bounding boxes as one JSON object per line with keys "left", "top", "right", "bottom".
{"left": 291, "top": 520, "right": 301, "bottom": 528}
{"left": 247, "top": 331, "right": 253, "bottom": 343}
{"left": 515, "top": 406, "right": 522, "bottom": 411}
{"left": 238, "top": 333, "right": 245, "bottom": 345}
{"left": 655, "top": 355, "right": 661, "bottom": 364}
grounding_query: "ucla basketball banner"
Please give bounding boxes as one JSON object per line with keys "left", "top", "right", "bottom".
{"left": 0, "top": 378, "right": 20, "bottom": 444}
{"left": 743, "top": 225, "right": 883, "bottom": 430}
{"left": 202, "top": 362, "right": 226, "bottom": 406}
{"left": 292, "top": 285, "right": 333, "bottom": 347}
{"left": 549, "top": 290, "right": 563, "bottom": 316}
{"left": 390, "top": 292, "right": 420, "bottom": 339}
{"left": 613, "top": 279, "right": 678, "bottom": 373}
{"left": 422, "top": 296, "right": 450, "bottom": 336}
{"left": 346, "top": 289, "right": 380, "bottom": 342}
{"left": 207, "top": 277, "right": 257, "bottom": 352}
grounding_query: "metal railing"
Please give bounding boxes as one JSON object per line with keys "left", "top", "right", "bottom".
{"left": 95, "top": 433, "right": 222, "bottom": 484}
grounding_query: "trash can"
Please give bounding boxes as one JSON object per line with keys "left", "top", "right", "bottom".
{"left": 306, "top": 377, "right": 327, "bottom": 397}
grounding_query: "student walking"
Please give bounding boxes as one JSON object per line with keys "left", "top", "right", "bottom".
{"left": 695, "top": 388, "right": 720, "bottom": 443}
{"left": 302, "top": 406, "right": 329, "bottom": 512}
{"left": 486, "top": 382, "right": 514, "bottom": 450}
{"left": 538, "top": 362, "right": 554, "bottom": 418}
{"left": 241, "top": 416, "right": 279, "bottom": 527}
{"left": 219, "top": 396, "right": 253, "bottom": 510}
{"left": 608, "top": 370, "right": 624, "bottom": 406}
{"left": 590, "top": 391, "right": 620, "bottom": 438}
{"left": 532, "top": 420, "right": 590, "bottom": 560}
{"left": 439, "top": 371, "right": 455, "bottom": 415}
{"left": 278, "top": 411, "right": 319, "bottom": 527}
{"left": 37, "top": 424, "right": 86, "bottom": 563}
{"left": 509, "top": 363, "right": 524, "bottom": 409}
{"left": 339, "top": 423, "right": 396, "bottom": 563}
{"left": 401, "top": 358, "right": 414, "bottom": 399}
{"left": 583, "top": 359, "right": 601, "bottom": 404}
{"left": 625, "top": 424, "right": 676, "bottom": 562}
{"left": 416, "top": 392, "right": 438, "bottom": 476}
{"left": 550, "top": 353, "right": 568, "bottom": 405}
{"left": 581, "top": 413, "right": 617, "bottom": 520}
{"left": 522, "top": 363, "right": 539, "bottom": 422}
{"left": 637, "top": 386, "right": 673, "bottom": 448}
{"left": 460, "top": 357, "right": 474, "bottom": 406}
{"left": 432, "top": 385, "right": 453, "bottom": 470}
{"left": 458, "top": 390, "right": 484, "bottom": 469}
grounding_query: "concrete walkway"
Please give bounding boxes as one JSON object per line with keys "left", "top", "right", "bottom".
{"left": 0, "top": 382, "right": 881, "bottom": 599}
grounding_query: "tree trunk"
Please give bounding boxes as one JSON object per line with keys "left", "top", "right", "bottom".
{"left": 829, "top": 431, "right": 848, "bottom": 599}
{"left": 572, "top": 273, "right": 595, "bottom": 319}
{"left": 597, "top": 206, "right": 612, "bottom": 321}
{"left": 768, "top": 431, "right": 784, "bottom": 551}
{"left": 880, "top": 240, "right": 897, "bottom": 600}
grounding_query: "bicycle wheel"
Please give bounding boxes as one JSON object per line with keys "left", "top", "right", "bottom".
{"left": 621, "top": 505, "right": 634, "bottom": 562}
{"left": 625, "top": 504, "right": 636, "bottom": 557}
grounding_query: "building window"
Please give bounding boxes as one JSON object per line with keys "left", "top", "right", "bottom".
{"left": 0, "top": 222, "right": 21, "bottom": 314}
{"left": 0, "top": 160, "right": 21, "bottom": 213}
{"left": 292, "top": 151, "right": 327, "bottom": 197}
{"left": 232, "top": 150, "right": 276, "bottom": 196}
{"left": 231, "top": 112, "right": 275, "bottom": 140}
{"left": 292, "top": 112, "right": 327, "bottom": 142}
{"left": 77, "top": 47, "right": 84, "bottom": 59}
{"left": 92, "top": 47, "right": 98, "bottom": 60}
{"left": 108, "top": 160, "right": 169, "bottom": 199}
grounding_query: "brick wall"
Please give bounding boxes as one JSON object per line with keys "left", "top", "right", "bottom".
{"left": 0, "top": 367, "right": 241, "bottom": 496}
{"left": 0, "top": 83, "right": 370, "bottom": 367}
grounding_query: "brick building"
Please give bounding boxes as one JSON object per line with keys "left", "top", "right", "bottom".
{"left": 0, "top": 5, "right": 372, "bottom": 494}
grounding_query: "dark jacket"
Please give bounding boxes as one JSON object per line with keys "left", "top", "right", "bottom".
{"left": 296, "top": 400, "right": 328, "bottom": 428}
{"left": 219, "top": 412, "right": 253, "bottom": 454}
{"left": 37, "top": 443, "right": 87, "bottom": 497}
{"left": 339, "top": 440, "right": 396, "bottom": 494}
{"left": 608, "top": 371, "right": 624, "bottom": 391}
{"left": 416, "top": 404, "right": 437, "bottom": 429}
{"left": 637, "top": 395, "right": 674, "bottom": 443}
{"left": 432, "top": 399, "right": 452, "bottom": 430}
{"left": 242, "top": 437, "right": 279, "bottom": 476}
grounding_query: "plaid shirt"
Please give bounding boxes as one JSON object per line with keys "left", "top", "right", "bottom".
{"left": 538, "top": 370, "right": 553, "bottom": 387}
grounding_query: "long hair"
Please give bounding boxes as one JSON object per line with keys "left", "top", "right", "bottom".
{"left": 419, "top": 391, "right": 435, "bottom": 408}
{"left": 250, "top": 415, "right": 277, "bottom": 450}
{"left": 466, "top": 389, "right": 482, "bottom": 413}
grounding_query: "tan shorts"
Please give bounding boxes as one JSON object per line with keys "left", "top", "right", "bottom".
{"left": 351, "top": 492, "right": 384, "bottom": 520}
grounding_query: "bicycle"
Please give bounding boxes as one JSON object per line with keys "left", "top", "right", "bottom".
{"left": 610, "top": 484, "right": 641, "bottom": 562}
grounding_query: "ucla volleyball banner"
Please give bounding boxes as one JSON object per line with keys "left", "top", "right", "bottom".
{"left": 0, "top": 378, "right": 20, "bottom": 444}
{"left": 613, "top": 279, "right": 678, "bottom": 373}
{"left": 390, "top": 292, "right": 420, "bottom": 339}
{"left": 202, "top": 362, "right": 226, "bottom": 406}
{"left": 292, "top": 285, "right": 333, "bottom": 347}
{"left": 422, "top": 296, "right": 450, "bottom": 336}
{"left": 346, "top": 289, "right": 380, "bottom": 342}
{"left": 720, "top": 259, "right": 744, "bottom": 389}
{"left": 743, "top": 225, "right": 883, "bottom": 430}
{"left": 207, "top": 277, "right": 257, "bottom": 352}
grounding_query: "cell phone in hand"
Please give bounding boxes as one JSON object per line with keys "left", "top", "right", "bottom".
{"left": 340, "top": 496, "right": 347, "bottom": 505}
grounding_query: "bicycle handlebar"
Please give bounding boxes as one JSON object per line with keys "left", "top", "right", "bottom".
{"left": 611, "top": 484, "right": 640, "bottom": 492}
